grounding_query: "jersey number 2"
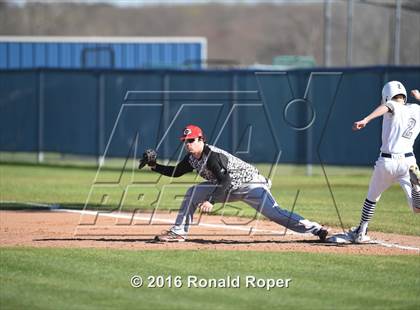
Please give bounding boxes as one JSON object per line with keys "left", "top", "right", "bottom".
{"left": 402, "top": 118, "right": 416, "bottom": 139}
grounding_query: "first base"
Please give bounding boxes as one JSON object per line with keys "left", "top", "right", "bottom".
{"left": 326, "top": 233, "right": 352, "bottom": 244}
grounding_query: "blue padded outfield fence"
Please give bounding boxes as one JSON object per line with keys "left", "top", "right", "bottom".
{"left": 1, "top": 66, "right": 419, "bottom": 166}
{"left": 0, "top": 36, "right": 207, "bottom": 70}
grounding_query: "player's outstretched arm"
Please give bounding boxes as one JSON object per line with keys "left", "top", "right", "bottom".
{"left": 352, "top": 104, "right": 390, "bottom": 131}
{"left": 411, "top": 89, "right": 420, "bottom": 101}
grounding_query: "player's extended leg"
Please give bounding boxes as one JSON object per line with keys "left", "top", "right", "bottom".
{"left": 350, "top": 158, "right": 394, "bottom": 243}
{"left": 398, "top": 177, "right": 420, "bottom": 213}
{"left": 237, "top": 186, "right": 328, "bottom": 241}
{"left": 408, "top": 164, "right": 420, "bottom": 213}
{"left": 156, "top": 182, "right": 219, "bottom": 241}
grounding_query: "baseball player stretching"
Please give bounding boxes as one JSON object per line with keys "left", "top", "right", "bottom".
{"left": 140, "top": 124, "right": 328, "bottom": 242}
{"left": 349, "top": 81, "right": 420, "bottom": 243}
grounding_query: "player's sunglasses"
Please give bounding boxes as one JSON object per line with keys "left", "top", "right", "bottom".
{"left": 184, "top": 138, "right": 196, "bottom": 144}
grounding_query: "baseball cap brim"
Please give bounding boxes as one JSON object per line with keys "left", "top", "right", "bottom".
{"left": 180, "top": 133, "right": 201, "bottom": 141}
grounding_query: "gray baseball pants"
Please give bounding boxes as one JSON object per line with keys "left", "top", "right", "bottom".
{"left": 170, "top": 181, "right": 322, "bottom": 237}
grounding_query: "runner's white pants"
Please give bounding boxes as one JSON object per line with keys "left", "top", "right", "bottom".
{"left": 366, "top": 155, "right": 417, "bottom": 211}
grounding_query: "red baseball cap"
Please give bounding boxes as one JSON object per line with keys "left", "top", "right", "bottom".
{"left": 180, "top": 125, "right": 204, "bottom": 141}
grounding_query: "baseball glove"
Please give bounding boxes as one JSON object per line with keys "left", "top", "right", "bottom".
{"left": 138, "top": 149, "right": 157, "bottom": 169}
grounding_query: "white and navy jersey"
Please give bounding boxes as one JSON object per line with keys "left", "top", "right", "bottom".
{"left": 152, "top": 144, "right": 261, "bottom": 202}
{"left": 380, "top": 100, "right": 420, "bottom": 154}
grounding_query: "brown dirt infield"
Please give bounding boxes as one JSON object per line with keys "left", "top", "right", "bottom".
{"left": 1, "top": 210, "right": 419, "bottom": 255}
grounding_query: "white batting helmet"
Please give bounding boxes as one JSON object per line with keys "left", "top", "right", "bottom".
{"left": 382, "top": 81, "right": 407, "bottom": 103}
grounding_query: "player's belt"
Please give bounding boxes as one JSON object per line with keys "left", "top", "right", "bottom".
{"left": 380, "top": 152, "right": 413, "bottom": 158}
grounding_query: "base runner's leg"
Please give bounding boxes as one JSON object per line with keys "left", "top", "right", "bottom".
{"left": 355, "top": 158, "right": 394, "bottom": 241}
{"left": 399, "top": 178, "right": 420, "bottom": 213}
{"left": 405, "top": 163, "right": 420, "bottom": 213}
{"left": 411, "top": 189, "right": 420, "bottom": 213}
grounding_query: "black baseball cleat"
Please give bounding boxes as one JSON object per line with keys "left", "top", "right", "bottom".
{"left": 316, "top": 228, "right": 329, "bottom": 242}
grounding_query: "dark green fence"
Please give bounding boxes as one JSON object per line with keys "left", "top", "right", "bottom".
{"left": 1, "top": 67, "right": 419, "bottom": 165}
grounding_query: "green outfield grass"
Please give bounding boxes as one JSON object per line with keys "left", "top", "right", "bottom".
{"left": 0, "top": 248, "right": 419, "bottom": 310}
{"left": 1, "top": 161, "right": 420, "bottom": 310}
{"left": 1, "top": 161, "right": 419, "bottom": 235}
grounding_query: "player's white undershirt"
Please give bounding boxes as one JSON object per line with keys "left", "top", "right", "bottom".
{"left": 380, "top": 100, "right": 420, "bottom": 154}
